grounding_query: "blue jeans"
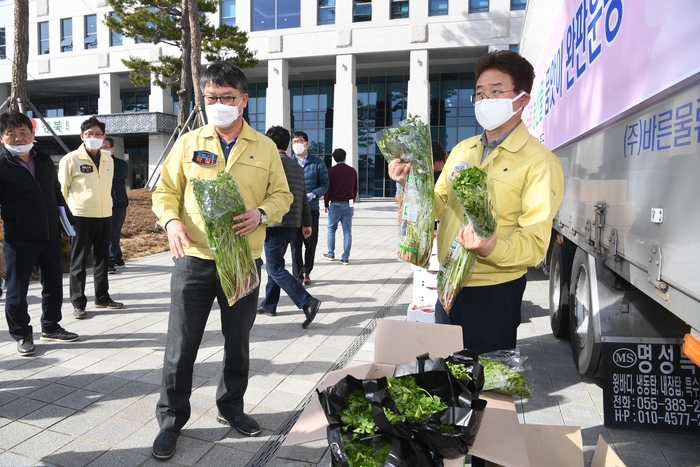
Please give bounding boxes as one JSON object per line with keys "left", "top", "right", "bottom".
{"left": 260, "top": 227, "right": 312, "bottom": 312}
{"left": 156, "top": 255, "right": 262, "bottom": 432}
{"left": 326, "top": 202, "right": 353, "bottom": 261}
{"left": 3, "top": 237, "right": 64, "bottom": 340}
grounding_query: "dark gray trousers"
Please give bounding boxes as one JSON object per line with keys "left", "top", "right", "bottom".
{"left": 156, "top": 255, "right": 262, "bottom": 432}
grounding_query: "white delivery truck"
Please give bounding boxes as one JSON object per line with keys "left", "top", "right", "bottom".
{"left": 520, "top": 0, "right": 700, "bottom": 377}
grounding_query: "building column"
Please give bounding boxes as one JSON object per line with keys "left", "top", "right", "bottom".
{"left": 407, "top": 50, "right": 430, "bottom": 125}
{"left": 332, "top": 54, "right": 358, "bottom": 170}
{"left": 266, "top": 59, "right": 290, "bottom": 133}
{"left": 98, "top": 73, "right": 122, "bottom": 114}
{"left": 0, "top": 84, "right": 9, "bottom": 109}
{"left": 147, "top": 134, "right": 170, "bottom": 189}
{"left": 149, "top": 77, "right": 174, "bottom": 114}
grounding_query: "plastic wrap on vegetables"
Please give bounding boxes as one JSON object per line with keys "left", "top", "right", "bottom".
{"left": 480, "top": 349, "right": 532, "bottom": 398}
{"left": 375, "top": 115, "right": 435, "bottom": 268}
{"left": 437, "top": 164, "right": 497, "bottom": 311}
{"left": 191, "top": 171, "right": 259, "bottom": 306}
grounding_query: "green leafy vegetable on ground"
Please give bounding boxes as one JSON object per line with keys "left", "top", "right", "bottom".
{"left": 481, "top": 357, "right": 531, "bottom": 398}
{"left": 343, "top": 436, "right": 391, "bottom": 467}
{"left": 191, "top": 171, "right": 259, "bottom": 306}
{"left": 437, "top": 166, "right": 497, "bottom": 311}
{"left": 446, "top": 361, "right": 473, "bottom": 382}
{"left": 385, "top": 375, "right": 447, "bottom": 424}
{"left": 375, "top": 115, "right": 435, "bottom": 267}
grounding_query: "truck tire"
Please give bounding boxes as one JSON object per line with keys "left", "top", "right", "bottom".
{"left": 568, "top": 248, "right": 602, "bottom": 377}
{"left": 548, "top": 237, "right": 575, "bottom": 338}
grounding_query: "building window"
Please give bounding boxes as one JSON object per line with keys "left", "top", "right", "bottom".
{"left": 109, "top": 12, "right": 123, "bottom": 46}
{"left": 430, "top": 72, "right": 480, "bottom": 154}
{"left": 29, "top": 94, "right": 99, "bottom": 117}
{"left": 391, "top": 0, "right": 408, "bottom": 19}
{"left": 353, "top": 0, "right": 372, "bottom": 22}
{"left": 318, "top": 0, "right": 335, "bottom": 25}
{"left": 245, "top": 83, "right": 268, "bottom": 133}
{"left": 0, "top": 28, "right": 5, "bottom": 60}
{"left": 60, "top": 18, "right": 72, "bottom": 52}
{"left": 509, "top": 44, "right": 519, "bottom": 53}
{"left": 428, "top": 0, "right": 448, "bottom": 16}
{"left": 357, "top": 75, "right": 408, "bottom": 197}
{"left": 221, "top": 0, "right": 236, "bottom": 26}
{"left": 252, "top": 0, "right": 300, "bottom": 32}
{"left": 511, "top": 0, "right": 527, "bottom": 10}
{"left": 84, "top": 15, "right": 97, "bottom": 49}
{"left": 469, "top": 0, "right": 489, "bottom": 13}
{"left": 121, "top": 90, "right": 150, "bottom": 113}
{"left": 290, "top": 79, "right": 334, "bottom": 166}
{"left": 38, "top": 22, "right": 50, "bottom": 55}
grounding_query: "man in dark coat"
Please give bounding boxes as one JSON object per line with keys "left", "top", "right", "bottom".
{"left": 0, "top": 111, "right": 79, "bottom": 356}
{"left": 258, "top": 126, "right": 321, "bottom": 328}
{"left": 103, "top": 137, "right": 129, "bottom": 274}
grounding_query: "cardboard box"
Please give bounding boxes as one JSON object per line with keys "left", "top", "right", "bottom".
{"left": 284, "top": 320, "right": 625, "bottom": 467}
{"left": 414, "top": 268, "right": 438, "bottom": 289}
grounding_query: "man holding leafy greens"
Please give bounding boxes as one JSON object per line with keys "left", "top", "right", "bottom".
{"left": 151, "top": 62, "right": 292, "bottom": 460}
{"left": 389, "top": 50, "right": 564, "bottom": 370}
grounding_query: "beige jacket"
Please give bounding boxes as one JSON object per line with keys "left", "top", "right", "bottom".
{"left": 58, "top": 144, "right": 114, "bottom": 218}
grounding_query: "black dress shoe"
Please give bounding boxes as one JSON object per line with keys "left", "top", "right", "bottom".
{"left": 302, "top": 298, "right": 321, "bottom": 329}
{"left": 94, "top": 299, "right": 124, "bottom": 309}
{"left": 152, "top": 429, "right": 179, "bottom": 460}
{"left": 217, "top": 412, "right": 262, "bottom": 437}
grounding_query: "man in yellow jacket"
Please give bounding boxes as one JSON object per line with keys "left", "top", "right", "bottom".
{"left": 151, "top": 61, "right": 292, "bottom": 460}
{"left": 391, "top": 50, "right": 564, "bottom": 353}
{"left": 58, "top": 117, "right": 123, "bottom": 319}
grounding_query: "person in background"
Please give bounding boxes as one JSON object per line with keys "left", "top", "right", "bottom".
{"left": 389, "top": 52, "right": 564, "bottom": 467}
{"left": 0, "top": 111, "right": 79, "bottom": 356}
{"left": 103, "top": 137, "right": 128, "bottom": 274}
{"left": 432, "top": 140, "right": 447, "bottom": 183}
{"left": 59, "top": 117, "right": 123, "bottom": 320}
{"left": 323, "top": 148, "right": 358, "bottom": 265}
{"left": 151, "top": 61, "right": 292, "bottom": 460}
{"left": 257, "top": 126, "right": 322, "bottom": 329}
{"left": 290, "top": 131, "right": 329, "bottom": 286}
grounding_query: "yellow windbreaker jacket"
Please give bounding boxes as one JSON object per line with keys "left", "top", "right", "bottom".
{"left": 152, "top": 121, "right": 293, "bottom": 260}
{"left": 435, "top": 122, "right": 564, "bottom": 287}
{"left": 58, "top": 145, "right": 114, "bottom": 218}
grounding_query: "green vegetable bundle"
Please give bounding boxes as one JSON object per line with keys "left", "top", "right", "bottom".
{"left": 342, "top": 435, "right": 392, "bottom": 467}
{"left": 191, "top": 172, "right": 259, "bottom": 306}
{"left": 437, "top": 166, "right": 497, "bottom": 311}
{"left": 480, "top": 357, "right": 531, "bottom": 398}
{"left": 375, "top": 115, "right": 435, "bottom": 267}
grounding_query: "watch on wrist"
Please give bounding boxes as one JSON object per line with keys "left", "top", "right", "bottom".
{"left": 258, "top": 209, "right": 268, "bottom": 224}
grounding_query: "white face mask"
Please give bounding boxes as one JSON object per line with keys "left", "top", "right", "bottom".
{"left": 292, "top": 143, "right": 306, "bottom": 155}
{"left": 206, "top": 102, "right": 241, "bottom": 128}
{"left": 475, "top": 91, "right": 526, "bottom": 131}
{"left": 4, "top": 142, "right": 34, "bottom": 156}
{"left": 84, "top": 137, "right": 104, "bottom": 151}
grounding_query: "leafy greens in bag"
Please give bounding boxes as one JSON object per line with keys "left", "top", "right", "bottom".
{"left": 191, "top": 171, "right": 259, "bottom": 306}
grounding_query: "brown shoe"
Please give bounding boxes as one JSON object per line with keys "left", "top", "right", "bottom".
{"left": 303, "top": 276, "right": 311, "bottom": 286}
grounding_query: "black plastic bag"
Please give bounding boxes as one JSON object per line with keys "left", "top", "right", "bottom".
{"left": 445, "top": 349, "right": 485, "bottom": 397}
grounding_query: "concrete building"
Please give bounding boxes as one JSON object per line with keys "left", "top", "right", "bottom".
{"left": 0, "top": 0, "right": 526, "bottom": 196}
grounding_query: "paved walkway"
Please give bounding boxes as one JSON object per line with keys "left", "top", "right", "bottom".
{"left": 0, "top": 199, "right": 699, "bottom": 467}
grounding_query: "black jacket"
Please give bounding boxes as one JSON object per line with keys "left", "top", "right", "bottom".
{"left": 111, "top": 156, "right": 129, "bottom": 208}
{"left": 269, "top": 151, "right": 311, "bottom": 229}
{"left": 0, "top": 147, "right": 74, "bottom": 241}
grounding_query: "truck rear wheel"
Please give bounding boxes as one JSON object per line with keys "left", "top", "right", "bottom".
{"left": 549, "top": 237, "right": 575, "bottom": 338}
{"left": 569, "top": 248, "right": 602, "bottom": 377}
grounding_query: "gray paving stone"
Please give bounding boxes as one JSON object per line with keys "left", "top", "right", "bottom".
{"left": 53, "top": 389, "right": 103, "bottom": 411}
{"left": 26, "top": 384, "right": 78, "bottom": 404}
{"left": 21, "top": 404, "right": 76, "bottom": 429}
{"left": 49, "top": 411, "right": 107, "bottom": 437}
{"left": 194, "top": 444, "right": 255, "bottom": 467}
{"left": 85, "top": 448, "right": 149, "bottom": 467}
{"left": 0, "top": 397, "right": 47, "bottom": 420}
{"left": 0, "top": 451, "right": 41, "bottom": 467}
{"left": 11, "top": 429, "right": 74, "bottom": 460}
{"left": 0, "top": 421, "right": 43, "bottom": 450}
{"left": 43, "top": 438, "right": 107, "bottom": 467}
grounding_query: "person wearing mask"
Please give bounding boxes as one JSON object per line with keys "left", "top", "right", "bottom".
{"left": 257, "top": 126, "right": 322, "bottom": 329}
{"left": 102, "top": 137, "right": 128, "bottom": 274}
{"left": 58, "top": 117, "right": 124, "bottom": 320}
{"left": 151, "top": 61, "right": 292, "bottom": 460}
{"left": 323, "top": 148, "right": 358, "bottom": 265}
{"left": 389, "top": 52, "right": 564, "bottom": 467}
{"left": 0, "top": 111, "right": 79, "bottom": 356}
{"left": 290, "top": 131, "right": 329, "bottom": 286}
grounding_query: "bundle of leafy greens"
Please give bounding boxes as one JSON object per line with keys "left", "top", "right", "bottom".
{"left": 191, "top": 172, "right": 259, "bottom": 306}
{"left": 385, "top": 375, "right": 447, "bottom": 424}
{"left": 437, "top": 166, "right": 497, "bottom": 311}
{"left": 342, "top": 435, "right": 392, "bottom": 467}
{"left": 375, "top": 115, "right": 435, "bottom": 267}
{"left": 480, "top": 357, "right": 531, "bottom": 398}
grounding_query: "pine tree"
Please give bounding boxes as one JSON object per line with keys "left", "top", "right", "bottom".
{"left": 105, "top": 0, "right": 258, "bottom": 126}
